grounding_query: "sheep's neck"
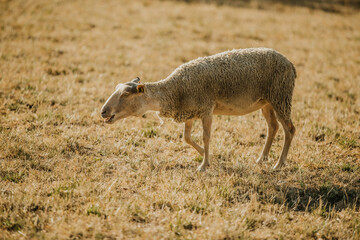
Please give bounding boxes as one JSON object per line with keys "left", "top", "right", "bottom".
{"left": 143, "top": 82, "right": 162, "bottom": 112}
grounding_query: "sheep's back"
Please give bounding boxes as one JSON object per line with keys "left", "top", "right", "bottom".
{"left": 169, "top": 48, "right": 292, "bottom": 99}
{"left": 157, "top": 48, "right": 295, "bottom": 121}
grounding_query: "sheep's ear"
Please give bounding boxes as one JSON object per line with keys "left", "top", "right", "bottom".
{"left": 137, "top": 84, "right": 145, "bottom": 93}
{"left": 132, "top": 77, "right": 140, "bottom": 83}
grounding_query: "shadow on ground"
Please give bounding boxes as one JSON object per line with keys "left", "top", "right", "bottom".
{"left": 273, "top": 184, "right": 359, "bottom": 211}
{"left": 220, "top": 165, "right": 360, "bottom": 212}
{"left": 175, "top": 0, "right": 360, "bottom": 13}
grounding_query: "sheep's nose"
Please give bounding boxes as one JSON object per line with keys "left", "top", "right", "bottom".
{"left": 101, "top": 110, "right": 108, "bottom": 118}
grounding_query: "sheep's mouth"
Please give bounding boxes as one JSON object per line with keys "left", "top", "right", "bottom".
{"left": 104, "top": 114, "right": 115, "bottom": 123}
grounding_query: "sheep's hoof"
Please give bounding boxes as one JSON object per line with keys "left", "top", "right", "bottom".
{"left": 273, "top": 162, "right": 284, "bottom": 170}
{"left": 196, "top": 164, "right": 208, "bottom": 172}
{"left": 256, "top": 155, "right": 268, "bottom": 163}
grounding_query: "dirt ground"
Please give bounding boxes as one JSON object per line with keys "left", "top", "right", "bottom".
{"left": 0, "top": 0, "right": 359, "bottom": 239}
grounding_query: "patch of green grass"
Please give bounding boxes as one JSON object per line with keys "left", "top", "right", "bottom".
{"left": 8, "top": 146, "right": 32, "bottom": 160}
{"left": 87, "top": 205, "right": 101, "bottom": 217}
{"left": 128, "top": 139, "right": 145, "bottom": 147}
{"left": 310, "top": 125, "right": 333, "bottom": 142}
{"left": 337, "top": 136, "right": 358, "bottom": 149}
{"left": 0, "top": 171, "right": 26, "bottom": 183}
{"left": 218, "top": 185, "right": 235, "bottom": 204}
{"left": 48, "top": 182, "right": 77, "bottom": 198}
{"left": 341, "top": 163, "right": 354, "bottom": 172}
{"left": 1, "top": 219, "right": 22, "bottom": 231}
{"left": 192, "top": 155, "right": 203, "bottom": 162}
{"left": 185, "top": 202, "right": 209, "bottom": 215}
{"left": 170, "top": 222, "right": 182, "bottom": 237}
{"left": 142, "top": 128, "right": 158, "bottom": 138}
{"left": 152, "top": 200, "right": 174, "bottom": 211}
{"left": 15, "top": 82, "right": 36, "bottom": 93}
{"left": 30, "top": 161, "right": 52, "bottom": 172}
{"left": 245, "top": 217, "right": 257, "bottom": 231}
{"left": 129, "top": 205, "right": 147, "bottom": 223}
{"left": 95, "top": 233, "right": 107, "bottom": 240}
{"left": 7, "top": 103, "right": 19, "bottom": 111}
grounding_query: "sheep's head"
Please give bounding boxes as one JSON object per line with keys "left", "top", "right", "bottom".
{"left": 101, "top": 77, "right": 146, "bottom": 124}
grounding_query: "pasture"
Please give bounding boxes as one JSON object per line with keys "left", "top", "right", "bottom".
{"left": 0, "top": 0, "right": 359, "bottom": 239}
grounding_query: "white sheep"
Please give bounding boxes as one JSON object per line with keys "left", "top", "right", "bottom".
{"left": 101, "top": 48, "right": 296, "bottom": 171}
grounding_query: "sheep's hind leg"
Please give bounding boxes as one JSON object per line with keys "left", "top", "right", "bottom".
{"left": 197, "top": 115, "right": 212, "bottom": 172}
{"left": 256, "top": 104, "right": 279, "bottom": 163}
{"left": 184, "top": 120, "right": 204, "bottom": 155}
{"left": 273, "top": 117, "right": 295, "bottom": 170}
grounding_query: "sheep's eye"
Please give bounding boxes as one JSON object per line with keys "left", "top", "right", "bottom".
{"left": 122, "top": 92, "right": 130, "bottom": 97}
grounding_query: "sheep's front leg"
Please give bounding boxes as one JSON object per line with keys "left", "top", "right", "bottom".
{"left": 184, "top": 119, "right": 204, "bottom": 155}
{"left": 197, "top": 115, "right": 212, "bottom": 172}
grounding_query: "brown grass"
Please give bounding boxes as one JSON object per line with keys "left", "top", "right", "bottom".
{"left": 1, "top": 0, "right": 360, "bottom": 239}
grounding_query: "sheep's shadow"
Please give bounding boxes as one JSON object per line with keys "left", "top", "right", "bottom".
{"left": 275, "top": 184, "right": 360, "bottom": 212}
{"left": 218, "top": 164, "right": 360, "bottom": 212}
{"left": 177, "top": 0, "right": 360, "bottom": 12}
{"left": 160, "top": 154, "right": 359, "bottom": 212}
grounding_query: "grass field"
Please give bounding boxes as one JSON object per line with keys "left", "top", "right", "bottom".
{"left": 1, "top": 0, "right": 360, "bottom": 239}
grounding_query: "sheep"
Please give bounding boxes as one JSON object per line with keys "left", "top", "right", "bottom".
{"left": 101, "top": 48, "right": 296, "bottom": 171}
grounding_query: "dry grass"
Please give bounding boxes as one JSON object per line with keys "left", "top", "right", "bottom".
{"left": 0, "top": 0, "right": 360, "bottom": 239}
